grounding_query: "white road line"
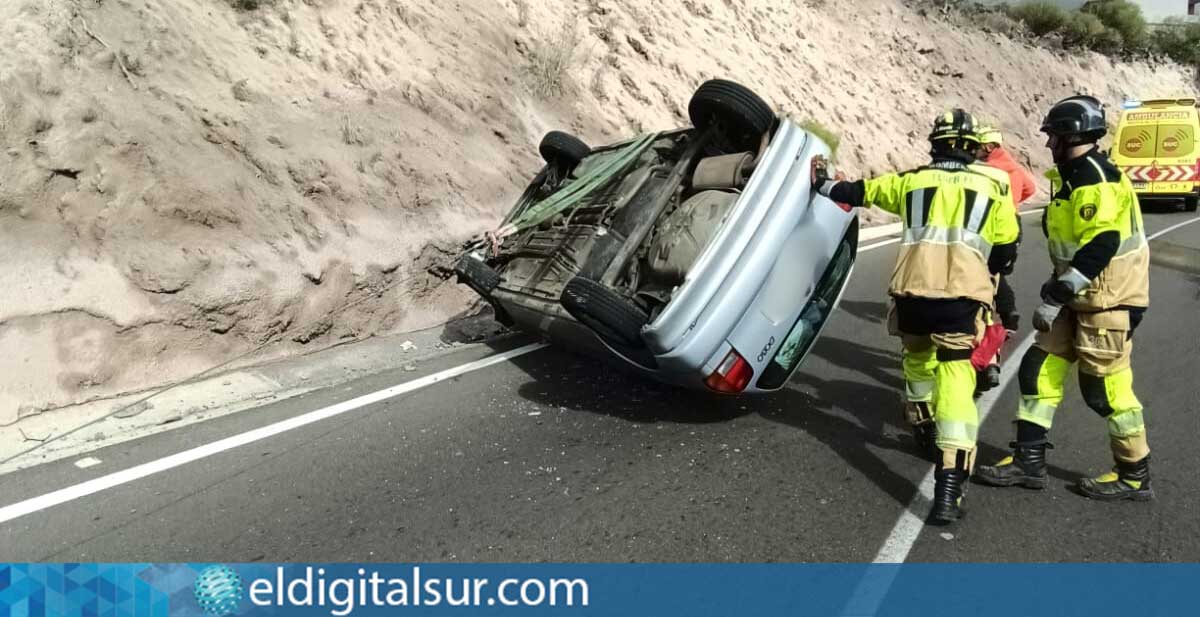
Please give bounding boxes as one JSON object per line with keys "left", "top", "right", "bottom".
{"left": 872, "top": 214, "right": 1200, "bottom": 563}
{"left": 0, "top": 342, "right": 546, "bottom": 525}
{"left": 1147, "top": 216, "right": 1200, "bottom": 241}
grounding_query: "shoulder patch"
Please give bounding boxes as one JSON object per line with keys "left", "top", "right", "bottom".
{"left": 1079, "top": 204, "right": 1097, "bottom": 221}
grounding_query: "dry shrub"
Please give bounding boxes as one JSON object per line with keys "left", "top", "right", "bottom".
{"left": 800, "top": 120, "right": 840, "bottom": 159}
{"left": 515, "top": 0, "right": 530, "bottom": 28}
{"left": 523, "top": 22, "right": 583, "bottom": 98}
{"left": 978, "top": 11, "right": 1026, "bottom": 37}
{"left": 340, "top": 113, "right": 367, "bottom": 146}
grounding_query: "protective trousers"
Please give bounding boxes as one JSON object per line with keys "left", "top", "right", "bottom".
{"left": 1016, "top": 308, "right": 1149, "bottom": 462}
{"left": 902, "top": 329, "right": 980, "bottom": 459}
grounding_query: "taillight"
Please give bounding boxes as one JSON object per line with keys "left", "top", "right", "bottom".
{"left": 1194, "top": 160, "right": 1199, "bottom": 181}
{"left": 705, "top": 349, "right": 754, "bottom": 393}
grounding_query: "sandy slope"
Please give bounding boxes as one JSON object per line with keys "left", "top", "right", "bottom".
{"left": 0, "top": 0, "right": 1192, "bottom": 421}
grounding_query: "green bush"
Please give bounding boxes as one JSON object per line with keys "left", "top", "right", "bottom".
{"left": 800, "top": 120, "right": 840, "bottom": 158}
{"left": 1151, "top": 18, "right": 1200, "bottom": 65}
{"left": 1062, "top": 12, "right": 1107, "bottom": 49}
{"left": 1082, "top": 0, "right": 1147, "bottom": 50}
{"left": 1091, "top": 27, "right": 1126, "bottom": 54}
{"left": 1008, "top": 1, "right": 1068, "bottom": 36}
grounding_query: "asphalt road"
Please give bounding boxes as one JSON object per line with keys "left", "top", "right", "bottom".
{"left": 3, "top": 209, "right": 1198, "bottom": 563}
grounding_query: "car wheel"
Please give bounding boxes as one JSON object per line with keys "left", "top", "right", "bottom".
{"left": 560, "top": 276, "right": 649, "bottom": 349}
{"left": 1185, "top": 195, "right": 1198, "bottom": 212}
{"left": 538, "top": 131, "right": 590, "bottom": 170}
{"left": 688, "top": 79, "right": 774, "bottom": 153}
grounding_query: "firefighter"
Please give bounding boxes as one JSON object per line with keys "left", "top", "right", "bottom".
{"left": 812, "top": 109, "right": 1020, "bottom": 524}
{"left": 975, "top": 118, "right": 1038, "bottom": 333}
{"left": 975, "top": 95, "right": 1153, "bottom": 501}
{"left": 970, "top": 119, "right": 1040, "bottom": 393}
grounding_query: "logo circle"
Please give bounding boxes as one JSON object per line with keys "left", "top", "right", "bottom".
{"left": 1124, "top": 138, "right": 1143, "bottom": 152}
{"left": 194, "top": 565, "right": 244, "bottom": 617}
{"left": 1162, "top": 137, "right": 1179, "bottom": 153}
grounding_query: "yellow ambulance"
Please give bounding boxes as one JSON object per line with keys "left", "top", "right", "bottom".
{"left": 1111, "top": 97, "right": 1200, "bottom": 212}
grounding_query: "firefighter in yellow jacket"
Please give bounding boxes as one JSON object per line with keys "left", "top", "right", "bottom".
{"left": 813, "top": 109, "right": 1020, "bottom": 524}
{"left": 976, "top": 95, "right": 1153, "bottom": 501}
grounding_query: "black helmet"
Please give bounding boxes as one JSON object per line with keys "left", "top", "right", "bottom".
{"left": 1040, "top": 95, "right": 1106, "bottom": 144}
{"left": 929, "top": 109, "right": 979, "bottom": 148}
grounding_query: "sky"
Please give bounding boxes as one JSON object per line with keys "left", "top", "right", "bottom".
{"left": 1132, "top": 0, "right": 1193, "bottom": 19}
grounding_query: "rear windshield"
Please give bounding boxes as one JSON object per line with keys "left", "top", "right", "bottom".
{"left": 756, "top": 223, "right": 857, "bottom": 390}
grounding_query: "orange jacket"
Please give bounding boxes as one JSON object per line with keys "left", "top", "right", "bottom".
{"left": 985, "top": 147, "right": 1037, "bottom": 208}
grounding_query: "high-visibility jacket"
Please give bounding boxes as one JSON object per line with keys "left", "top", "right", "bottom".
{"left": 864, "top": 159, "right": 1020, "bottom": 304}
{"left": 1044, "top": 149, "right": 1149, "bottom": 311}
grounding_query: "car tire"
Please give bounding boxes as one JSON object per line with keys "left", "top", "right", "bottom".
{"left": 1185, "top": 195, "right": 1198, "bottom": 212}
{"left": 560, "top": 276, "right": 649, "bottom": 349}
{"left": 454, "top": 254, "right": 501, "bottom": 297}
{"left": 538, "top": 131, "right": 590, "bottom": 170}
{"left": 688, "top": 79, "right": 774, "bottom": 152}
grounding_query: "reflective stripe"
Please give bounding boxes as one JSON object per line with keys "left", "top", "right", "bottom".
{"left": 902, "top": 225, "right": 992, "bottom": 256}
{"left": 905, "top": 379, "right": 935, "bottom": 403}
{"left": 935, "top": 419, "right": 979, "bottom": 448}
{"left": 910, "top": 188, "right": 926, "bottom": 228}
{"left": 1048, "top": 238, "right": 1079, "bottom": 264}
{"left": 1107, "top": 408, "right": 1146, "bottom": 437}
{"left": 1118, "top": 232, "right": 1146, "bottom": 255}
{"left": 1017, "top": 397, "right": 1058, "bottom": 429}
{"left": 965, "top": 190, "right": 990, "bottom": 233}
{"left": 1052, "top": 233, "right": 1146, "bottom": 270}
{"left": 1085, "top": 156, "right": 1109, "bottom": 187}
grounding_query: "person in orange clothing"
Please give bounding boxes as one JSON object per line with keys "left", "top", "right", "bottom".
{"left": 975, "top": 120, "right": 1037, "bottom": 333}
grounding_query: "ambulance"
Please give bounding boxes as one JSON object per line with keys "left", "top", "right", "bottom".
{"left": 1111, "top": 97, "right": 1200, "bottom": 212}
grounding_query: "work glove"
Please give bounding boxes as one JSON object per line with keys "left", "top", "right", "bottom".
{"left": 810, "top": 155, "right": 844, "bottom": 197}
{"left": 1032, "top": 298, "right": 1062, "bottom": 332}
{"left": 1032, "top": 268, "right": 1091, "bottom": 332}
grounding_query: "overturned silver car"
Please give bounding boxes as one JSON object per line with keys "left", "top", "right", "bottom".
{"left": 455, "top": 80, "right": 857, "bottom": 393}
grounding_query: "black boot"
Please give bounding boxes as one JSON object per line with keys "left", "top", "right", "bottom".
{"left": 1078, "top": 456, "right": 1154, "bottom": 501}
{"left": 974, "top": 364, "right": 1001, "bottom": 395}
{"left": 974, "top": 440, "right": 1051, "bottom": 489}
{"left": 929, "top": 450, "right": 970, "bottom": 525}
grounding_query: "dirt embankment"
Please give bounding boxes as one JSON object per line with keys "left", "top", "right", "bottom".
{"left": 0, "top": 0, "right": 1192, "bottom": 421}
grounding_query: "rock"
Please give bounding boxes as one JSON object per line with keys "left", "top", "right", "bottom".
{"left": 400, "top": 341, "right": 417, "bottom": 351}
